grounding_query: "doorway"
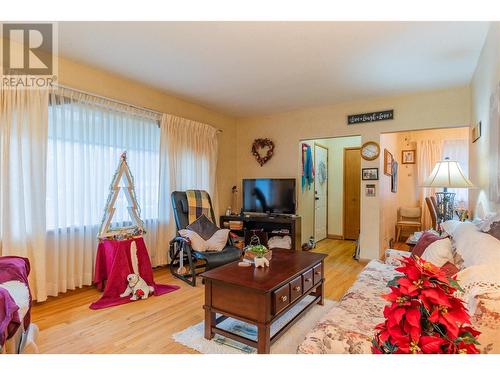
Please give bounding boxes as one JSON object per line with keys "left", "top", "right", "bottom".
{"left": 314, "top": 144, "right": 328, "bottom": 241}
{"left": 343, "top": 147, "right": 361, "bottom": 240}
{"left": 298, "top": 135, "right": 361, "bottom": 246}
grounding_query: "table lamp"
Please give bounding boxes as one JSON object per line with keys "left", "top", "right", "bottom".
{"left": 422, "top": 157, "right": 474, "bottom": 222}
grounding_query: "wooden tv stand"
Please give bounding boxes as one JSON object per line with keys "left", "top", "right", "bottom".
{"left": 219, "top": 214, "right": 302, "bottom": 251}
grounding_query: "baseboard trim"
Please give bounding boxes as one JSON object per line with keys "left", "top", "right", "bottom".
{"left": 357, "top": 257, "right": 372, "bottom": 264}
{"left": 327, "top": 234, "right": 344, "bottom": 240}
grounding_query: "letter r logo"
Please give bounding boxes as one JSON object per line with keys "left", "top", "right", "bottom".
{"left": 2, "top": 23, "right": 53, "bottom": 75}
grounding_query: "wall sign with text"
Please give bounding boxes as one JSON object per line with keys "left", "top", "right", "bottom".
{"left": 347, "top": 110, "right": 394, "bottom": 125}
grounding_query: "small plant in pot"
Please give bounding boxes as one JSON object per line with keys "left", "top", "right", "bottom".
{"left": 244, "top": 236, "right": 272, "bottom": 263}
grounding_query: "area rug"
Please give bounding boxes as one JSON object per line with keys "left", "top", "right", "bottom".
{"left": 172, "top": 296, "right": 336, "bottom": 354}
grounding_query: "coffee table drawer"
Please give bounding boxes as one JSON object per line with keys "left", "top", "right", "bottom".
{"left": 289, "top": 275, "right": 302, "bottom": 302}
{"left": 273, "top": 283, "right": 290, "bottom": 314}
{"left": 302, "top": 269, "right": 313, "bottom": 292}
{"left": 313, "top": 263, "right": 322, "bottom": 285}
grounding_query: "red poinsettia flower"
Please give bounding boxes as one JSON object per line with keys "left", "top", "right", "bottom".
{"left": 428, "top": 298, "right": 470, "bottom": 339}
{"left": 372, "top": 255, "right": 481, "bottom": 354}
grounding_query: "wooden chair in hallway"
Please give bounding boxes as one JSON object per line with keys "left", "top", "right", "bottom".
{"left": 395, "top": 207, "right": 422, "bottom": 242}
{"left": 425, "top": 196, "right": 438, "bottom": 230}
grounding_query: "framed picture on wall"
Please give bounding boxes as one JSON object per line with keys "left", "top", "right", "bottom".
{"left": 384, "top": 149, "right": 393, "bottom": 176}
{"left": 391, "top": 161, "right": 398, "bottom": 193}
{"left": 401, "top": 149, "right": 416, "bottom": 164}
{"left": 362, "top": 168, "right": 379, "bottom": 180}
{"left": 365, "top": 184, "right": 376, "bottom": 197}
{"left": 472, "top": 121, "right": 482, "bottom": 143}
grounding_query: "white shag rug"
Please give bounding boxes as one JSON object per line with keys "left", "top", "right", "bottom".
{"left": 172, "top": 296, "right": 336, "bottom": 354}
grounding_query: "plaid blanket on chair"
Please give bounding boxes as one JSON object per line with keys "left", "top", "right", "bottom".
{"left": 186, "top": 190, "right": 212, "bottom": 224}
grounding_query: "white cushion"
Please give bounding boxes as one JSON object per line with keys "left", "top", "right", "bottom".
{"left": 475, "top": 212, "right": 500, "bottom": 232}
{"left": 421, "top": 238, "right": 454, "bottom": 267}
{"left": 179, "top": 228, "right": 229, "bottom": 252}
{"left": 205, "top": 229, "right": 230, "bottom": 251}
{"left": 441, "top": 220, "right": 463, "bottom": 236}
{"left": 179, "top": 229, "right": 207, "bottom": 251}
{"left": 0, "top": 280, "right": 30, "bottom": 321}
{"left": 451, "top": 222, "right": 500, "bottom": 267}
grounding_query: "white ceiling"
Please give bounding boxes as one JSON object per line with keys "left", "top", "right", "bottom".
{"left": 58, "top": 22, "right": 490, "bottom": 117}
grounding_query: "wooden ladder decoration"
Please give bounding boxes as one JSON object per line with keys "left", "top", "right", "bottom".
{"left": 98, "top": 151, "right": 146, "bottom": 240}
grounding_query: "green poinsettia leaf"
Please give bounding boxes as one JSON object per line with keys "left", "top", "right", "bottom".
{"left": 371, "top": 338, "right": 383, "bottom": 352}
{"left": 387, "top": 275, "right": 403, "bottom": 287}
{"left": 383, "top": 341, "right": 398, "bottom": 354}
{"left": 448, "top": 278, "right": 465, "bottom": 293}
{"left": 459, "top": 331, "right": 481, "bottom": 345}
{"left": 420, "top": 303, "right": 430, "bottom": 317}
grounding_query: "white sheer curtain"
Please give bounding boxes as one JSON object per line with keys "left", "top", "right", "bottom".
{"left": 0, "top": 88, "right": 49, "bottom": 301}
{"left": 442, "top": 139, "right": 469, "bottom": 208}
{"left": 45, "top": 88, "right": 161, "bottom": 297}
{"left": 156, "top": 114, "right": 219, "bottom": 264}
{"left": 417, "top": 140, "right": 443, "bottom": 229}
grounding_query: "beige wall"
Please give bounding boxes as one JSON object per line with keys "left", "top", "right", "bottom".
{"left": 379, "top": 133, "right": 400, "bottom": 255}
{"left": 236, "top": 86, "right": 471, "bottom": 259}
{"left": 55, "top": 55, "right": 238, "bottom": 216}
{"left": 470, "top": 22, "right": 500, "bottom": 217}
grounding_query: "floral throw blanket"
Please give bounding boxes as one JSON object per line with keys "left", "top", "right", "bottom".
{"left": 297, "top": 260, "right": 394, "bottom": 354}
{"left": 298, "top": 250, "right": 500, "bottom": 354}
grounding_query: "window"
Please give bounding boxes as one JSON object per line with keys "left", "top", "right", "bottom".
{"left": 46, "top": 93, "right": 160, "bottom": 231}
{"left": 442, "top": 139, "right": 469, "bottom": 209}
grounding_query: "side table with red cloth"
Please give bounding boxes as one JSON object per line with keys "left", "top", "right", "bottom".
{"left": 90, "top": 236, "right": 179, "bottom": 310}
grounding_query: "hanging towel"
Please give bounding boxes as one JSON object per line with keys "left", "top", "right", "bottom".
{"left": 301, "top": 143, "right": 315, "bottom": 191}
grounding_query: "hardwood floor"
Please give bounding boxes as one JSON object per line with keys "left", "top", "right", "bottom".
{"left": 31, "top": 239, "right": 366, "bottom": 353}
{"left": 391, "top": 242, "right": 411, "bottom": 251}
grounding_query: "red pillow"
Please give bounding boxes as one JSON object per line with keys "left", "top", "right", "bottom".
{"left": 411, "top": 232, "right": 441, "bottom": 258}
{"left": 441, "top": 261, "right": 459, "bottom": 278}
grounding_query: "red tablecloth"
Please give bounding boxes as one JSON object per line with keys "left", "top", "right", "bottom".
{"left": 90, "top": 236, "right": 179, "bottom": 309}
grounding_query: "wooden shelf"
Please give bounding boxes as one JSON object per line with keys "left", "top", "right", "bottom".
{"left": 220, "top": 215, "right": 302, "bottom": 251}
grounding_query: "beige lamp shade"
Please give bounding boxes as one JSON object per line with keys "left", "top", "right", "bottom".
{"left": 422, "top": 159, "right": 474, "bottom": 188}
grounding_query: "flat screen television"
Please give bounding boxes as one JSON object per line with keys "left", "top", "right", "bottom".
{"left": 242, "top": 178, "right": 296, "bottom": 215}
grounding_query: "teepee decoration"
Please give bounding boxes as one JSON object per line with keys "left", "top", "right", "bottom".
{"left": 98, "top": 151, "right": 146, "bottom": 240}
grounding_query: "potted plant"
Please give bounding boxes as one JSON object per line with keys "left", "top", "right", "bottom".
{"left": 244, "top": 236, "right": 272, "bottom": 263}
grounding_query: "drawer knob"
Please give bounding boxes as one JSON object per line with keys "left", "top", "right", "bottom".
{"left": 280, "top": 295, "right": 288, "bottom": 302}
{"left": 293, "top": 286, "right": 301, "bottom": 292}
{"left": 305, "top": 278, "right": 311, "bottom": 282}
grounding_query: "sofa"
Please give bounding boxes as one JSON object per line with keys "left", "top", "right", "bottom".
{"left": 298, "top": 219, "right": 500, "bottom": 354}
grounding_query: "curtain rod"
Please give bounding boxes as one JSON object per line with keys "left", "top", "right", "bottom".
{"left": 55, "top": 84, "right": 223, "bottom": 133}
{"left": 55, "top": 84, "right": 164, "bottom": 117}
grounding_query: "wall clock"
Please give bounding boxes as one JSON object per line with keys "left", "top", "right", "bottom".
{"left": 360, "top": 141, "right": 380, "bottom": 161}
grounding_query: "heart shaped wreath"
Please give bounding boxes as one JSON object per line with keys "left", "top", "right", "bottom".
{"left": 251, "top": 138, "right": 275, "bottom": 166}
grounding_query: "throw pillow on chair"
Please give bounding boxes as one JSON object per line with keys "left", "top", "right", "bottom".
{"left": 179, "top": 228, "right": 230, "bottom": 252}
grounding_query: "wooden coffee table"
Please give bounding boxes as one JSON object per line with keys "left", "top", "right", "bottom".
{"left": 200, "top": 249, "right": 327, "bottom": 354}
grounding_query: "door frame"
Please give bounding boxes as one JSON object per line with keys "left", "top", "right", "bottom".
{"left": 313, "top": 143, "right": 329, "bottom": 242}
{"left": 343, "top": 147, "right": 361, "bottom": 240}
